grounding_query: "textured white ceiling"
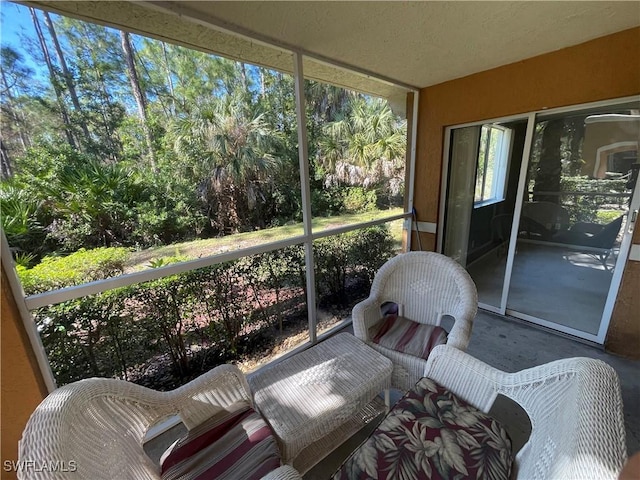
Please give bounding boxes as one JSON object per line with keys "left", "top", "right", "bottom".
{"left": 168, "top": 1, "right": 640, "bottom": 89}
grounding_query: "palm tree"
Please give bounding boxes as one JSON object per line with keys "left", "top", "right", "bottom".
{"left": 170, "top": 96, "right": 283, "bottom": 233}
{"left": 43, "top": 159, "right": 143, "bottom": 249}
{"left": 306, "top": 81, "right": 356, "bottom": 122}
{"left": 319, "top": 97, "right": 406, "bottom": 194}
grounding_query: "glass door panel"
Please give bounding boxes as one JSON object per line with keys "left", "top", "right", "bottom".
{"left": 443, "top": 120, "right": 527, "bottom": 310}
{"left": 507, "top": 102, "right": 639, "bottom": 335}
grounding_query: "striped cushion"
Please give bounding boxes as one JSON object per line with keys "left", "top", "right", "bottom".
{"left": 160, "top": 404, "right": 281, "bottom": 480}
{"left": 371, "top": 314, "right": 447, "bottom": 359}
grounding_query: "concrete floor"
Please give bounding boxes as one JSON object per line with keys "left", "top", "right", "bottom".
{"left": 468, "top": 242, "right": 615, "bottom": 334}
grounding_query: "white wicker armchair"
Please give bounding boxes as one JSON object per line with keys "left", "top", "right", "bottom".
{"left": 425, "top": 344, "right": 628, "bottom": 480}
{"left": 352, "top": 251, "right": 478, "bottom": 391}
{"left": 18, "top": 365, "right": 302, "bottom": 480}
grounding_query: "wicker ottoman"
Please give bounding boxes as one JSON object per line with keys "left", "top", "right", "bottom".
{"left": 248, "top": 333, "right": 393, "bottom": 473}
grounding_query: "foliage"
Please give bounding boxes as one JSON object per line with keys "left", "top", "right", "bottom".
{"left": 36, "top": 286, "right": 150, "bottom": 385}
{"left": 596, "top": 210, "right": 623, "bottom": 224}
{"left": 42, "top": 159, "right": 145, "bottom": 250}
{"left": 560, "top": 176, "right": 627, "bottom": 194}
{"left": 350, "top": 225, "right": 396, "bottom": 284}
{"left": 31, "top": 227, "right": 394, "bottom": 389}
{"left": 147, "top": 255, "right": 187, "bottom": 269}
{"left": 169, "top": 97, "right": 285, "bottom": 233}
{"left": 559, "top": 176, "right": 629, "bottom": 223}
{"left": 341, "top": 187, "right": 378, "bottom": 213}
{"left": 319, "top": 97, "right": 406, "bottom": 196}
{"left": 310, "top": 187, "right": 344, "bottom": 217}
{"left": 14, "top": 252, "right": 36, "bottom": 268}
{"left": 0, "top": 183, "right": 48, "bottom": 258}
{"left": 1, "top": 6, "right": 406, "bottom": 259}
{"left": 314, "top": 225, "right": 394, "bottom": 303}
{"left": 17, "top": 247, "right": 130, "bottom": 295}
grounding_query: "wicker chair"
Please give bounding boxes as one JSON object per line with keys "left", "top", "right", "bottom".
{"left": 352, "top": 251, "right": 478, "bottom": 391}
{"left": 424, "top": 344, "right": 628, "bottom": 480}
{"left": 18, "top": 364, "right": 302, "bottom": 480}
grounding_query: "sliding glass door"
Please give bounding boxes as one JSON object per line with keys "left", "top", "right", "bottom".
{"left": 507, "top": 101, "right": 639, "bottom": 338}
{"left": 442, "top": 118, "right": 528, "bottom": 311}
{"left": 441, "top": 97, "right": 639, "bottom": 342}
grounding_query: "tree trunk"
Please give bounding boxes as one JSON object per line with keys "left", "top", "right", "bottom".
{"left": 259, "top": 69, "right": 265, "bottom": 97}
{"left": 0, "top": 138, "right": 13, "bottom": 179}
{"left": 1, "top": 68, "right": 31, "bottom": 152}
{"left": 29, "top": 7, "right": 76, "bottom": 149}
{"left": 92, "top": 65, "right": 120, "bottom": 161}
{"left": 533, "top": 119, "right": 564, "bottom": 203}
{"left": 240, "top": 63, "right": 249, "bottom": 95}
{"left": 120, "top": 30, "right": 156, "bottom": 169}
{"left": 568, "top": 117, "right": 585, "bottom": 176}
{"left": 161, "top": 42, "right": 176, "bottom": 115}
{"left": 43, "top": 11, "right": 90, "bottom": 143}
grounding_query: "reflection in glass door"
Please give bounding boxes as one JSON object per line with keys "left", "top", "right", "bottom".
{"left": 507, "top": 102, "right": 639, "bottom": 336}
{"left": 442, "top": 119, "right": 527, "bottom": 311}
{"left": 441, "top": 98, "right": 639, "bottom": 342}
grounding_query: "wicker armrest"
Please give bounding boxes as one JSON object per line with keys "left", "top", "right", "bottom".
{"left": 445, "top": 276, "right": 478, "bottom": 351}
{"left": 168, "top": 364, "right": 253, "bottom": 429}
{"left": 19, "top": 365, "right": 255, "bottom": 480}
{"left": 352, "top": 295, "right": 382, "bottom": 341}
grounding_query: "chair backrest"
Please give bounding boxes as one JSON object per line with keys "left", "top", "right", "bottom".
{"left": 586, "top": 215, "right": 623, "bottom": 248}
{"left": 18, "top": 365, "right": 253, "bottom": 479}
{"left": 369, "top": 251, "right": 477, "bottom": 326}
{"left": 426, "top": 346, "right": 628, "bottom": 480}
{"left": 18, "top": 379, "right": 170, "bottom": 479}
{"left": 522, "top": 201, "right": 570, "bottom": 233}
{"left": 491, "top": 214, "right": 514, "bottom": 243}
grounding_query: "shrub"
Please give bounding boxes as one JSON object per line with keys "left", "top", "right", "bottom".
{"left": 132, "top": 274, "right": 196, "bottom": 378}
{"left": 237, "top": 246, "right": 305, "bottom": 332}
{"left": 310, "top": 188, "right": 343, "bottom": 216}
{"left": 187, "top": 263, "right": 253, "bottom": 356}
{"left": 351, "top": 225, "right": 396, "bottom": 284}
{"left": 596, "top": 210, "right": 623, "bottom": 224}
{"left": 560, "top": 176, "right": 629, "bottom": 224}
{"left": 314, "top": 225, "right": 395, "bottom": 303}
{"left": 35, "top": 286, "right": 151, "bottom": 386}
{"left": 17, "top": 247, "right": 130, "bottom": 295}
{"left": 0, "top": 183, "right": 49, "bottom": 260}
{"left": 341, "top": 187, "right": 377, "bottom": 213}
{"left": 133, "top": 198, "right": 207, "bottom": 247}
{"left": 33, "top": 226, "right": 396, "bottom": 389}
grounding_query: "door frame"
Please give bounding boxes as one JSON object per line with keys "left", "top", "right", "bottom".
{"left": 438, "top": 95, "right": 640, "bottom": 343}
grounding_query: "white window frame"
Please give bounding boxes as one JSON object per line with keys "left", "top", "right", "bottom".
{"left": 474, "top": 125, "right": 512, "bottom": 208}
{"left": 1, "top": 9, "right": 419, "bottom": 392}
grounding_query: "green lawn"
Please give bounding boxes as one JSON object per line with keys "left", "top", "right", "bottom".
{"left": 125, "top": 208, "right": 405, "bottom": 272}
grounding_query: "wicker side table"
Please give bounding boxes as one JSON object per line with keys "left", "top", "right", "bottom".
{"left": 249, "top": 333, "right": 392, "bottom": 473}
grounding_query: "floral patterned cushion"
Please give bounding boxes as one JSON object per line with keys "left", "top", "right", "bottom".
{"left": 334, "top": 378, "right": 513, "bottom": 480}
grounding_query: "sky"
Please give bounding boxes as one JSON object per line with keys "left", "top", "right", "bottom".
{"left": 1, "top": 2, "right": 29, "bottom": 49}
{"left": 0, "top": 1, "right": 46, "bottom": 77}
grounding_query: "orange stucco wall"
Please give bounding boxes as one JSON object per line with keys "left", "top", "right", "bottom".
{"left": 1, "top": 263, "right": 48, "bottom": 480}
{"left": 413, "top": 27, "right": 640, "bottom": 356}
{"left": 606, "top": 226, "right": 640, "bottom": 358}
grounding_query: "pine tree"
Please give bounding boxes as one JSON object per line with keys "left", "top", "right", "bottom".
{"left": 120, "top": 30, "right": 155, "bottom": 168}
